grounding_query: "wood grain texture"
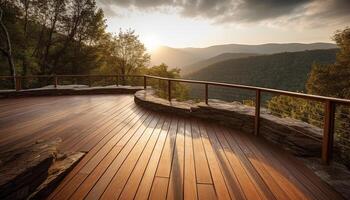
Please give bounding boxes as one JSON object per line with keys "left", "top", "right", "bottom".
{"left": 0, "top": 95, "right": 343, "bottom": 200}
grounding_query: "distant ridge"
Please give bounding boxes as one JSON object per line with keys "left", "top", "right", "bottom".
{"left": 182, "top": 52, "right": 258, "bottom": 75}
{"left": 186, "top": 49, "right": 338, "bottom": 96}
{"left": 150, "top": 42, "right": 337, "bottom": 69}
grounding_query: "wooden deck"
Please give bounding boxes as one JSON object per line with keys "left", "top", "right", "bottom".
{"left": 0, "top": 95, "right": 343, "bottom": 200}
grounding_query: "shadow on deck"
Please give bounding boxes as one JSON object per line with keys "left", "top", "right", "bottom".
{"left": 0, "top": 95, "right": 344, "bottom": 200}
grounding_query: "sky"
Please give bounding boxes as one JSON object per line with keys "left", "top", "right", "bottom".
{"left": 97, "top": 0, "right": 350, "bottom": 49}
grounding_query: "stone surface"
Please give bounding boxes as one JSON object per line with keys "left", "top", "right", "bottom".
{"left": 0, "top": 85, "right": 144, "bottom": 98}
{"left": 300, "top": 157, "right": 350, "bottom": 199}
{"left": 0, "top": 138, "right": 60, "bottom": 199}
{"left": 28, "top": 152, "right": 85, "bottom": 199}
{"left": 0, "top": 138, "right": 84, "bottom": 200}
{"left": 135, "top": 89, "right": 350, "bottom": 199}
{"left": 135, "top": 89, "right": 323, "bottom": 157}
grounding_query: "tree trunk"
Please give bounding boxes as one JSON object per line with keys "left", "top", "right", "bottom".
{"left": 22, "top": 0, "right": 30, "bottom": 76}
{"left": 0, "top": 8, "right": 16, "bottom": 87}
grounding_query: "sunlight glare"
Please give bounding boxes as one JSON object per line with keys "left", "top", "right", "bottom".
{"left": 143, "top": 35, "right": 160, "bottom": 52}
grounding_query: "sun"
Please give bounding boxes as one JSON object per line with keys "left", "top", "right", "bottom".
{"left": 143, "top": 35, "right": 160, "bottom": 52}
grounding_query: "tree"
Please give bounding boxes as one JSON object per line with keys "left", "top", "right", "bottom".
{"left": 268, "top": 27, "right": 350, "bottom": 167}
{"left": 110, "top": 29, "right": 150, "bottom": 84}
{"left": 306, "top": 27, "right": 350, "bottom": 98}
{"left": 0, "top": 6, "right": 16, "bottom": 86}
{"left": 146, "top": 63, "right": 189, "bottom": 100}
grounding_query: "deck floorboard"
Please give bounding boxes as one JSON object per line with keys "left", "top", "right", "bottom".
{"left": 0, "top": 95, "right": 343, "bottom": 200}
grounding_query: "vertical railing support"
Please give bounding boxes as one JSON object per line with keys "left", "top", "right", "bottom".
{"left": 205, "top": 83, "right": 209, "bottom": 104}
{"left": 168, "top": 80, "right": 171, "bottom": 101}
{"left": 54, "top": 75, "right": 58, "bottom": 88}
{"left": 143, "top": 76, "right": 147, "bottom": 89}
{"left": 15, "top": 76, "right": 21, "bottom": 91}
{"left": 254, "top": 89, "right": 261, "bottom": 136}
{"left": 116, "top": 75, "right": 119, "bottom": 86}
{"left": 322, "top": 100, "right": 335, "bottom": 164}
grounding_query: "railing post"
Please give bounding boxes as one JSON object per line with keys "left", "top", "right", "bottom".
{"left": 254, "top": 89, "right": 261, "bottom": 136}
{"left": 54, "top": 75, "right": 58, "bottom": 88}
{"left": 15, "top": 76, "right": 21, "bottom": 91}
{"left": 205, "top": 83, "right": 208, "bottom": 104}
{"left": 143, "top": 76, "right": 147, "bottom": 89}
{"left": 168, "top": 80, "right": 171, "bottom": 101}
{"left": 322, "top": 100, "right": 335, "bottom": 164}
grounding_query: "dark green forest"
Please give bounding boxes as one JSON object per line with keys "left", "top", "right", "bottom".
{"left": 187, "top": 49, "right": 338, "bottom": 93}
{"left": 0, "top": 1, "right": 181, "bottom": 81}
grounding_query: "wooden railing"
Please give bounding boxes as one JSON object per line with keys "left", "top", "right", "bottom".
{"left": 144, "top": 75, "right": 350, "bottom": 164}
{"left": 1, "top": 74, "right": 350, "bottom": 164}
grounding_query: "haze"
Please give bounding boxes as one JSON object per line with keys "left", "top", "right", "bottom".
{"left": 98, "top": 0, "right": 350, "bottom": 50}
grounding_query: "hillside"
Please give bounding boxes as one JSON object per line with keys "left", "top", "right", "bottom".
{"left": 150, "top": 43, "right": 337, "bottom": 68}
{"left": 182, "top": 53, "right": 258, "bottom": 75}
{"left": 150, "top": 46, "right": 202, "bottom": 68}
{"left": 181, "top": 42, "right": 337, "bottom": 58}
{"left": 185, "top": 49, "right": 338, "bottom": 101}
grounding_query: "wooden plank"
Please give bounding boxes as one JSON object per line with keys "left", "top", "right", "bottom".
{"left": 197, "top": 184, "right": 217, "bottom": 200}
{"left": 149, "top": 177, "right": 169, "bottom": 200}
{"left": 48, "top": 106, "right": 149, "bottom": 200}
{"left": 205, "top": 125, "right": 245, "bottom": 200}
{"left": 121, "top": 116, "right": 171, "bottom": 200}
{"left": 60, "top": 100, "right": 135, "bottom": 151}
{"left": 221, "top": 127, "right": 276, "bottom": 200}
{"left": 100, "top": 117, "right": 165, "bottom": 199}
{"left": 69, "top": 103, "right": 138, "bottom": 152}
{"left": 155, "top": 118, "right": 179, "bottom": 177}
{"left": 0, "top": 97, "right": 111, "bottom": 149}
{"left": 167, "top": 118, "right": 185, "bottom": 200}
{"left": 213, "top": 126, "right": 264, "bottom": 200}
{"left": 83, "top": 114, "right": 160, "bottom": 200}
{"left": 191, "top": 118, "right": 212, "bottom": 184}
{"left": 56, "top": 112, "right": 153, "bottom": 200}
{"left": 184, "top": 119, "right": 198, "bottom": 200}
{"left": 244, "top": 128, "right": 343, "bottom": 200}
{"left": 231, "top": 127, "right": 311, "bottom": 200}
{"left": 196, "top": 120, "right": 231, "bottom": 200}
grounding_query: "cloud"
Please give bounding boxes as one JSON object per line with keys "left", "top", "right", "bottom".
{"left": 98, "top": 0, "right": 350, "bottom": 27}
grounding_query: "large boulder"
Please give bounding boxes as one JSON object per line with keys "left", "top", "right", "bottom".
{"left": 0, "top": 138, "right": 84, "bottom": 200}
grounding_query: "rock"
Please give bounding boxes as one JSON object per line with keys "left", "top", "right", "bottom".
{"left": 0, "top": 138, "right": 85, "bottom": 200}
{"left": 135, "top": 89, "right": 323, "bottom": 157}
{"left": 135, "top": 89, "right": 350, "bottom": 199}
{"left": 27, "top": 152, "right": 85, "bottom": 199}
{"left": 0, "top": 138, "right": 61, "bottom": 200}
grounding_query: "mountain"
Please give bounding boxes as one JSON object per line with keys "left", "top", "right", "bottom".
{"left": 180, "top": 42, "right": 337, "bottom": 58}
{"left": 185, "top": 49, "right": 338, "bottom": 101}
{"left": 181, "top": 53, "right": 258, "bottom": 75}
{"left": 150, "top": 43, "right": 337, "bottom": 69}
{"left": 150, "top": 46, "right": 202, "bottom": 68}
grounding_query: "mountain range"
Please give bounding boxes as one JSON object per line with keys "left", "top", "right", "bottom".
{"left": 186, "top": 49, "right": 338, "bottom": 101}
{"left": 150, "top": 42, "right": 337, "bottom": 70}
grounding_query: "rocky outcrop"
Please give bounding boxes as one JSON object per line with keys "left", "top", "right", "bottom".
{"left": 0, "top": 85, "right": 144, "bottom": 98}
{"left": 0, "top": 138, "right": 84, "bottom": 200}
{"left": 135, "top": 89, "right": 323, "bottom": 157}
{"left": 135, "top": 89, "right": 350, "bottom": 198}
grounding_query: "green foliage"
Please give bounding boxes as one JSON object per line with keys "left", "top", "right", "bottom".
{"left": 188, "top": 49, "right": 337, "bottom": 102}
{"left": 268, "top": 27, "right": 350, "bottom": 167}
{"left": 267, "top": 95, "right": 324, "bottom": 127}
{"left": 145, "top": 63, "right": 189, "bottom": 101}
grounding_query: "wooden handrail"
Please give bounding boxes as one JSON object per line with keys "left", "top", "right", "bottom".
{"left": 143, "top": 75, "right": 350, "bottom": 164}
{"left": 144, "top": 75, "right": 350, "bottom": 105}
{"left": 1, "top": 74, "right": 349, "bottom": 164}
